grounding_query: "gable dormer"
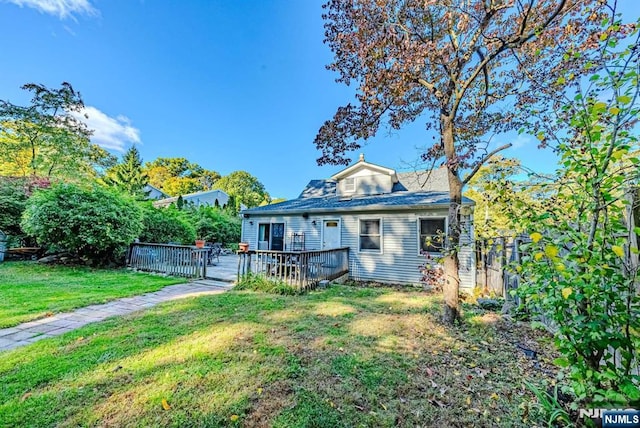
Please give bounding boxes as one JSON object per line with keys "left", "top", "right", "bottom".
{"left": 331, "top": 154, "right": 398, "bottom": 197}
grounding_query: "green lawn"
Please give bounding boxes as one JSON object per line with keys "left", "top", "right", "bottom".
{"left": 0, "top": 285, "right": 558, "bottom": 427}
{"left": 0, "top": 262, "right": 183, "bottom": 328}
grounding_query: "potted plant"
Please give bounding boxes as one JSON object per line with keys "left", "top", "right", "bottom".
{"left": 195, "top": 238, "right": 206, "bottom": 248}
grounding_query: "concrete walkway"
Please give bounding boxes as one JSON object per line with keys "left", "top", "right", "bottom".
{"left": 0, "top": 279, "right": 231, "bottom": 352}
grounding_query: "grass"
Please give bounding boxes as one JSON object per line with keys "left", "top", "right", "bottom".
{"left": 0, "top": 283, "right": 559, "bottom": 427}
{"left": 0, "top": 261, "right": 183, "bottom": 328}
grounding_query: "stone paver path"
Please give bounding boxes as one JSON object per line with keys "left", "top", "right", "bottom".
{"left": 0, "top": 279, "right": 231, "bottom": 352}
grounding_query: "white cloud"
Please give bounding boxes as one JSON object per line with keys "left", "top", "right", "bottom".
{"left": 4, "top": 0, "right": 97, "bottom": 19}
{"left": 74, "top": 106, "right": 141, "bottom": 152}
{"left": 511, "top": 134, "right": 532, "bottom": 150}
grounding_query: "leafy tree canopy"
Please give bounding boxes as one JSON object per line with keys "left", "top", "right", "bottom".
{"left": 0, "top": 82, "right": 116, "bottom": 180}
{"left": 314, "top": 0, "right": 603, "bottom": 324}
{"left": 213, "top": 171, "right": 270, "bottom": 209}
{"left": 143, "top": 157, "right": 220, "bottom": 197}
{"left": 464, "top": 156, "right": 552, "bottom": 239}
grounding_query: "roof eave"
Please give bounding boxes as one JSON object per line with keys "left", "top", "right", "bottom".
{"left": 330, "top": 162, "right": 397, "bottom": 181}
{"left": 242, "top": 200, "right": 474, "bottom": 216}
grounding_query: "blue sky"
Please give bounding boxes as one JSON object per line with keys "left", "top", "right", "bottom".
{"left": 0, "top": 0, "right": 637, "bottom": 199}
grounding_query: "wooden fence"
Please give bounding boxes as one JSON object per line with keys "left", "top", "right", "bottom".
{"left": 237, "top": 247, "right": 350, "bottom": 291}
{"left": 127, "top": 242, "right": 209, "bottom": 279}
{"left": 476, "top": 236, "right": 528, "bottom": 302}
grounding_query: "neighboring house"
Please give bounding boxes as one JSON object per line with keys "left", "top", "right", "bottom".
{"left": 153, "top": 189, "right": 230, "bottom": 209}
{"left": 144, "top": 184, "right": 170, "bottom": 200}
{"left": 240, "top": 154, "right": 476, "bottom": 289}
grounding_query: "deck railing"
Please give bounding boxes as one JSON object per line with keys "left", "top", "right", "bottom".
{"left": 127, "top": 242, "right": 209, "bottom": 279}
{"left": 237, "top": 247, "right": 349, "bottom": 290}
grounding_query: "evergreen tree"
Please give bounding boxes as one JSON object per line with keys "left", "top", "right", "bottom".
{"left": 176, "top": 195, "right": 184, "bottom": 210}
{"left": 105, "top": 146, "right": 149, "bottom": 198}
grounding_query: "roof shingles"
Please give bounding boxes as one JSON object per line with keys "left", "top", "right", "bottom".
{"left": 245, "top": 167, "right": 472, "bottom": 215}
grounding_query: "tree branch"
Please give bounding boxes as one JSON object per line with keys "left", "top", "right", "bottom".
{"left": 453, "top": 0, "right": 568, "bottom": 116}
{"left": 462, "top": 143, "right": 512, "bottom": 185}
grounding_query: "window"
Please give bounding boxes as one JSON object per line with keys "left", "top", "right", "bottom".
{"left": 360, "top": 219, "right": 381, "bottom": 252}
{"left": 419, "top": 218, "right": 446, "bottom": 253}
{"left": 343, "top": 177, "right": 356, "bottom": 193}
{"left": 258, "top": 222, "right": 285, "bottom": 250}
{"left": 258, "top": 223, "right": 270, "bottom": 250}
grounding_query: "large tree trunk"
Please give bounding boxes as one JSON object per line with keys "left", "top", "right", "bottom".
{"left": 441, "top": 113, "right": 463, "bottom": 325}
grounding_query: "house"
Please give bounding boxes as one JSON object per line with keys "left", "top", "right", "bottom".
{"left": 144, "top": 184, "right": 170, "bottom": 200}
{"left": 240, "top": 154, "right": 476, "bottom": 289}
{"left": 152, "top": 189, "right": 230, "bottom": 209}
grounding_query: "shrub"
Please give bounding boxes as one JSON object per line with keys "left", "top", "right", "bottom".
{"left": 139, "top": 204, "right": 195, "bottom": 244}
{"left": 235, "top": 274, "right": 299, "bottom": 295}
{"left": 187, "top": 206, "right": 241, "bottom": 245}
{"left": 21, "top": 184, "right": 142, "bottom": 265}
{"left": 0, "top": 179, "right": 29, "bottom": 246}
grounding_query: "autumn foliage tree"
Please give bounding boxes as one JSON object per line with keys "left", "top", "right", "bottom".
{"left": 314, "top": 0, "right": 601, "bottom": 324}
{"left": 143, "top": 157, "right": 220, "bottom": 197}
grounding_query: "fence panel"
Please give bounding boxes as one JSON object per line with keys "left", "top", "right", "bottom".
{"left": 128, "top": 242, "right": 207, "bottom": 279}
{"left": 237, "top": 247, "right": 349, "bottom": 291}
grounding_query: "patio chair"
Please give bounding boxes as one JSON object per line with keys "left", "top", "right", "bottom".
{"left": 206, "top": 242, "right": 222, "bottom": 265}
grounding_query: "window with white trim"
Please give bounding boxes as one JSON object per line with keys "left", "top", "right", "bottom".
{"left": 359, "top": 219, "right": 381, "bottom": 252}
{"left": 343, "top": 177, "right": 356, "bottom": 193}
{"left": 419, "top": 218, "right": 446, "bottom": 252}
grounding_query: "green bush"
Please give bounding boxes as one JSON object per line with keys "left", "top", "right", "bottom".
{"left": 21, "top": 184, "right": 143, "bottom": 265}
{"left": 187, "top": 206, "right": 240, "bottom": 245}
{"left": 0, "top": 179, "right": 29, "bottom": 246}
{"left": 139, "top": 204, "right": 195, "bottom": 244}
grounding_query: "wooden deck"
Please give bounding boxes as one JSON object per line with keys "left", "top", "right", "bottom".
{"left": 237, "top": 247, "right": 349, "bottom": 290}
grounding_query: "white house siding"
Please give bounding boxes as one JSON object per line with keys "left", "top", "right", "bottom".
{"left": 144, "top": 186, "right": 167, "bottom": 200}
{"left": 241, "top": 215, "right": 322, "bottom": 252}
{"left": 241, "top": 209, "right": 476, "bottom": 290}
{"left": 337, "top": 168, "right": 393, "bottom": 196}
{"left": 184, "top": 190, "right": 229, "bottom": 207}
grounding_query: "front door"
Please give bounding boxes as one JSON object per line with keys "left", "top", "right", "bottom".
{"left": 322, "top": 220, "right": 341, "bottom": 249}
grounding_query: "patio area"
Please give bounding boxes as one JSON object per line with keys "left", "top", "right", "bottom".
{"left": 204, "top": 253, "right": 238, "bottom": 282}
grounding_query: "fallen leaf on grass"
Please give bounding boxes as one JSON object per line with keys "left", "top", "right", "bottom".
{"left": 20, "top": 392, "right": 32, "bottom": 402}
{"left": 428, "top": 399, "right": 446, "bottom": 408}
{"left": 161, "top": 399, "right": 171, "bottom": 410}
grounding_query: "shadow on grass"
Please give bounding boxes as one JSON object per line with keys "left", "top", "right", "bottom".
{"left": 0, "top": 285, "right": 554, "bottom": 427}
